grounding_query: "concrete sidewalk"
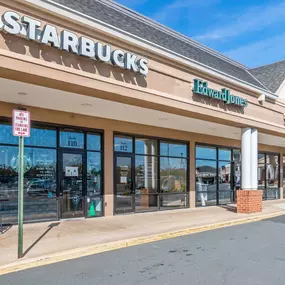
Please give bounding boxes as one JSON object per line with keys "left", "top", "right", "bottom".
{"left": 1, "top": 200, "right": 285, "bottom": 268}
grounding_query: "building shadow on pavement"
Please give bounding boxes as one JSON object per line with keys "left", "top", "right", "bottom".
{"left": 22, "top": 222, "right": 60, "bottom": 257}
{"left": 219, "top": 205, "right": 237, "bottom": 213}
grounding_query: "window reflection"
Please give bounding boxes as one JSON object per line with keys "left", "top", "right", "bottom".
{"left": 0, "top": 124, "right": 18, "bottom": 145}
{"left": 87, "top": 134, "right": 101, "bottom": 151}
{"left": 196, "top": 159, "right": 217, "bottom": 207}
{"left": 233, "top": 150, "right": 241, "bottom": 190}
{"left": 219, "top": 149, "right": 231, "bottom": 161}
{"left": 25, "top": 148, "right": 57, "bottom": 198}
{"left": 135, "top": 138, "right": 157, "bottom": 155}
{"left": 25, "top": 128, "right": 56, "bottom": 147}
{"left": 0, "top": 146, "right": 18, "bottom": 199}
{"left": 160, "top": 193, "right": 188, "bottom": 209}
{"left": 135, "top": 155, "right": 158, "bottom": 194}
{"left": 60, "top": 131, "right": 84, "bottom": 149}
{"left": 160, "top": 157, "right": 187, "bottom": 193}
{"left": 0, "top": 123, "right": 103, "bottom": 223}
{"left": 87, "top": 152, "right": 102, "bottom": 196}
{"left": 160, "top": 142, "right": 187, "bottom": 157}
{"left": 196, "top": 146, "right": 236, "bottom": 207}
{"left": 196, "top": 146, "right": 216, "bottom": 160}
{"left": 0, "top": 146, "right": 57, "bottom": 223}
{"left": 259, "top": 152, "right": 280, "bottom": 200}
{"left": 114, "top": 136, "right": 133, "bottom": 153}
{"left": 266, "top": 154, "right": 279, "bottom": 199}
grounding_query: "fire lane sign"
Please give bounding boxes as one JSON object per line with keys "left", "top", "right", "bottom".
{"left": 12, "top": 110, "right": 30, "bottom": 137}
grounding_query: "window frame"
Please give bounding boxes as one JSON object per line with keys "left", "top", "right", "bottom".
{"left": 0, "top": 118, "right": 104, "bottom": 221}
{"left": 258, "top": 151, "right": 280, "bottom": 200}
{"left": 195, "top": 143, "right": 240, "bottom": 207}
{"left": 113, "top": 132, "right": 190, "bottom": 213}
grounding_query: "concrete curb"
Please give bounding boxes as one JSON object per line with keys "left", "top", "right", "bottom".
{"left": 1, "top": 211, "right": 284, "bottom": 276}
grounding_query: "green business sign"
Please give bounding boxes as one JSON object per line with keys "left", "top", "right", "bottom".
{"left": 193, "top": 79, "right": 248, "bottom": 107}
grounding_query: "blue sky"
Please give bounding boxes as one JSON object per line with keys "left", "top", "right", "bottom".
{"left": 116, "top": 0, "right": 285, "bottom": 68}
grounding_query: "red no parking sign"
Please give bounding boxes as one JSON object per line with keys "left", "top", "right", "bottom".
{"left": 12, "top": 110, "right": 31, "bottom": 137}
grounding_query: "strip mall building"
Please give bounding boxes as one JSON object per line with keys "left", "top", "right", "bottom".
{"left": 1, "top": 0, "right": 285, "bottom": 223}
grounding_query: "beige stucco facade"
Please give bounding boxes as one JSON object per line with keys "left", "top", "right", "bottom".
{"left": 0, "top": 0, "right": 285, "bottom": 217}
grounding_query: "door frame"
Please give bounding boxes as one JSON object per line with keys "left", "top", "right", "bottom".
{"left": 114, "top": 152, "right": 135, "bottom": 214}
{"left": 58, "top": 148, "right": 87, "bottom": 219}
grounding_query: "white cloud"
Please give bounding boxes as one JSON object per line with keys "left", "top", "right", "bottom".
{"left": 194, "top": 2, "right": 285, "bottom": 41}
{"left": 224, "top": 33, "right": 285, "bottom": 67}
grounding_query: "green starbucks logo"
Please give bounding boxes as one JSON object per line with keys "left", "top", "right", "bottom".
{"left": 11, "top": 155, "right": 32, "bottom": 173}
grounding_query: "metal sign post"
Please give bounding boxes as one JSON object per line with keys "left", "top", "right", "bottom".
{"left": 18, "top": 136, "right": 24, "bottom": 258}
{"left": 12, "top": 110, "right": 30, "bottom": 259}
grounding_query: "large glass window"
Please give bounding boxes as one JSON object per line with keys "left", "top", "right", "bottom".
{"left": 114, "top": 135, "right": 189, "bottom": 213}
{"left": 86, "top": 151, "right": 103, "bottom": 217}
{"left": 196, "top": 145, "right": 239, "bottom": 207}
{"left": 60, "top": 131, "right": 84, "bottom": 149}
{"left": 259, "top": 152, "right": 280, "bottom": 200}
{"left": 0, "top": 124, "right": 58, "bottom": 223}
{"left": 0, "top": 123, "right": 103, "bottom": 223}
{"left": 114, "top": 136, "right": 133, "bottom": 153}
{"left": 25, "top": 128, "right": 57, "bottom": 147}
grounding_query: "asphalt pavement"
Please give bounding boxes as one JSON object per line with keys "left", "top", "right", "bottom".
{"left": 2, "top": 215, "right": 285, "bottom": 285}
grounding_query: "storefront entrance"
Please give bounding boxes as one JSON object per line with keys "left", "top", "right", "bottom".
{"left": 114, "top": 135, "right": 189, "bottom": 214}
{"left": 59, "top": 150, "right": 85, "bottom": 219}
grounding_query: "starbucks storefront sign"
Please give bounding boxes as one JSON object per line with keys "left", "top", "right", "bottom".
{"left": 0, "top": 11, "right": 149, "bottom": 76}
{"left": 193, "top": 79, "right": 248, "bottom": 107}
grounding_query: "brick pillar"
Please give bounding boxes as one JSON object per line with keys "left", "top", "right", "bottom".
{"left": 236, "top": 190, "right": 263, "bottom": 213}
{"left": 238, "top": 128, "right": 262, "bottom": 213}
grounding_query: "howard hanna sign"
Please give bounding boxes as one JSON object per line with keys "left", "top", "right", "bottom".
{"left": 193, "top": 79, "right": 248, "bottom": 107}
{"left": 0, "top": 11, "right": 149, "bottom": 76}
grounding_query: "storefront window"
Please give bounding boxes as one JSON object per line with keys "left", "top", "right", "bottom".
{"left": 114, "top": 135, "right": 189, "bottom": 213}
{"left": 87, "top": 152, "right": 103, "bottom": 217}
{"left": 114, "top": 136, "right": 133, "bottom": 153}
{"left": 87, "top": 134, "right": 101, "bottom": 151}
{"left": 259, "top": 152, "right": 280, "bottom": 200}
{"left": 196, "top": 159, "right": 217, "bottom": 206}
{"left": 0, "top": 124, "right": 18, "bottom": 145}
{"left": 25, "top": 128, "right": 57, "bottom": 147}
{"left": 160, "top": 157, "right": 187, "bottom": 193}
{"left": 0, "top": 144, "right": 58, "bottom": 223}
{"left": 159, "top": 142, "right": 188, "bottom": 209}
{"left": 196, "top": 146, "right": 216, "bottom": 160}
{"left": 196, "top": 145, "right": 238, "bottom": 207}
{"left": 0, "top": 123, "right": 103, "bottom": 223}
{"left": 135, "top": 138, "right": 157, "bottom": 155}
{"left": 160, "top": 142, "right": 187, "bottom": 157}
{"left": 135, "top": 155, "right": 158, "bottom": 212}
{"left": 233, "top": 149, "right": 241, "bottom": 190}
{"left": 60, "top": 131, "right": 84, "bottom": 149}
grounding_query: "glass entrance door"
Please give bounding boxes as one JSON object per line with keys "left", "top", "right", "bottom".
{"left": 60, "top": 151, "right": 85, "bottom": 219}
{"left": 115, "top": 155, "right": 134, "bottom": 214}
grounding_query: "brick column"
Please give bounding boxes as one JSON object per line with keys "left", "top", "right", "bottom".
{"left": 104, "top": 129, "right": 114, "bottom": 216}
{"left": 237, "top": 128, "right": 263, "bottom": 213}
{"left": 236, "top": 190, "right": 262, "bottom": 213}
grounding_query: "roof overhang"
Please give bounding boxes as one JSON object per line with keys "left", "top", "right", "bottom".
{"left": 19, "top": 0, "right": 278, "bottom": 101}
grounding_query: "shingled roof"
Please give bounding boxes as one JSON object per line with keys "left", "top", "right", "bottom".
{"left": 249, "top": 61, "right": 285, "bottom": 93}
{"left": 50, "top": 0, "right": 268, "bottom": 91}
